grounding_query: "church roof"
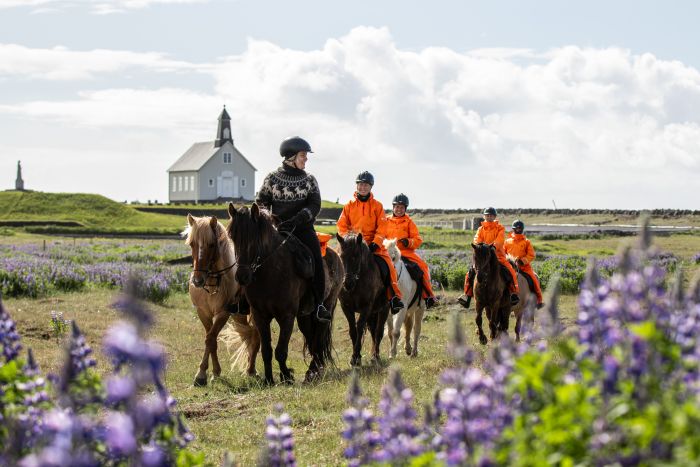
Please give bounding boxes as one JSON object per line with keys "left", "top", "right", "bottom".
{"left": 219, "top": 107, "right": 231, "bottom": 120}
{"left": 167, "top": 141, "right": 257, "bottom": 172}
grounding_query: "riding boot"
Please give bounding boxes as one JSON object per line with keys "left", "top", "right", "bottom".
{"left": 389, "top": 296, "right": 405, "bottom": 315}
{"left": 536, "top": 302, "right": 545, "bottom": 310}
{"left": 315, "top": 303, "right": 332, "bottom": 322}
{"left": 457, "top": 295, "right": 471, "bottom": 309}
{"left": 425, "top": 296, "right": 438, "bottom": 309}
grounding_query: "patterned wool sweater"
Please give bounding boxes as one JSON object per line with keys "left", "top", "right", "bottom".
{"left": 255, "top": 165, "right": 321, "bottom": 228}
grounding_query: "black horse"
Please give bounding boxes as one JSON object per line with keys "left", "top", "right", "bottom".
{"left": 227, "top": 203, "right": 343, "bottom": 384}
{"left": 335, "top": 232, "right": 390, "bottom": 366}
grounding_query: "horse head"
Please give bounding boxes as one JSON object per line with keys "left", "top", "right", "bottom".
{"left": 227, "top": 202, "right": 277, "bottom": 286}
{"left": 185, "top": 213, "right": 234, "bottom": 291}
{"left": 336, "top": 232, "right": 367, "bottom": 291}
{"left": 472, "top": 242, "right": 497, "bottom": 283}
{"left": 383, "top": 238, "right": 401, "bottom": 264}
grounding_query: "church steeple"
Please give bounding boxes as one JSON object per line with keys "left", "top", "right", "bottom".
{"left": 15, "top": 160, "right": 24, "bottom": 191}
{"left": 214, "top": 105, "right": 233, "bottom": 148}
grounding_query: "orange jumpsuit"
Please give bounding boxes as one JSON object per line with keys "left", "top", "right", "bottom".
{"left": 504, "top": 232, "right": 543, "bottom": 304}
{"left": 337, "top": 193, "right": 402, "bottom": 299}
{"left": 384, "top": 214, "right": 436, "bottom": 299}
{"left": 464, "top": 220, "right": 519, "bottom": 295}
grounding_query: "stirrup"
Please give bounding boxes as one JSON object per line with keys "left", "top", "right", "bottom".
{"left": 315, "top": 304, "right": 332, "bottom": 323}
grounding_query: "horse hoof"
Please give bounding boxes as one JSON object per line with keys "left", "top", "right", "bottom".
{"left": 193, "top": 376, "right": 208, "bottom": 387}
{"left": 304, "top": 370, "right": 320, "bottom": 383}
{"left": 479, "top": 335, "right": 488, "bottom": 345}
{"left": 405, "top": 346, "right": 412, "bottom": 356}
{"left": 280, "top": 372, "right": 295, "bottom": 385}
{"left": 410, "top": 350, "right": 418, "bottom": 358}
{"left": 350, "top": 356, "right": 362, "bottom": 367}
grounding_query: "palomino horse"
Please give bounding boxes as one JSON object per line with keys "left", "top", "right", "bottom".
{"left": 336, "top": 232, "right": 390, "bottom": 366}
{"left": 184, "top": 214, "right": 259, "bottom": 386}
{"left": 384, "top": 239, "right": 425, "bottom": 358}
{"left": 471, "top": 242, "right": 531, "bottom": 344}
{"left": 227, "top": 203, "right": 343, "bottom": 384}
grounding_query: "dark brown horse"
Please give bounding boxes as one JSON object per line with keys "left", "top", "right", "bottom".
{"left": 471, "top": 242, "right": 511, "bottom": 344}
{"left": 335, "top": 232, "right": 390, "bottom": 366}
{"left": 227, "top": 203, "right": 344, "bottom": 384}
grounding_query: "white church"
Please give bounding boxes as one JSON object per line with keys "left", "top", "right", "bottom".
{"left": 168, "top": 107, "right": 256, "bottom": 203}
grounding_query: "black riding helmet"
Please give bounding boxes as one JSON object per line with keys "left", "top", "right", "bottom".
{"left": 355, "top": 171, "right": 374, "bottom": 186}
{"left": 483, "top": 207, "right": 497, "bottom": 216}
{"left": 512, "top": 219, "right": 525, "bottom": 232}
{"left": 279, "top": 136, "right": 313, "bottom": 159}
{"left": 392, "top": 193, "right": 409, "bottom": 207}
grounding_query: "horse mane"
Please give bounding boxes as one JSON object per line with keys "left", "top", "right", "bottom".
{"left": 383, "top": 238, "right": 401, "bottom": 263}
{"left": 227, "top": 205, "right": 279, "bottom": 260}
{"left": 183, "top": 215, "right": 237, "bottom": 297}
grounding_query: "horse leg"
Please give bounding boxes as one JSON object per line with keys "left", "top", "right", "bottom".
{"left": 499, "top": 303, "right": 511, "bottom": 338}
{"left": 247, "top": 319, "right": 261, "bottom": 377}
{"left": 275, "top": 314, "right": 295, "bottom": 384}
{"left": 403, "top": 309, "right": 413, "bottom": 356}
{"left": 475, "top": 305, "right": 488, "bottom": 345}
{"left": 411, "top": 306, "right": 424, "bottom": 358}
{"left": 207, "top": 311, "right": 230, "bottom": 380}
{"left": 390, "top": 309, "right": 405, "bottom": 359}
{"left": 515, "top": 312, "right": 522, "bottom": 343}
{"left": 194, "top": 308, "right": 213, "bottom": 386}
{"left": 256, "top": 314, "right": 275, "bottom": 385}
{"left": 488, "top": 305, "right": 499, "bottom": 340}
{"left": 371, "top": 308, "right": 388, "bottom": 364}
{"left": 352, "top": 312, "right": 368, "bottom": 367}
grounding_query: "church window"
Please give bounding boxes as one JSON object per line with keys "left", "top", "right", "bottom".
{"left": 223, "top": 153, "right": 232, "bottom": 164}
{"left": 209, "top": 179, "right": 214, "bottom": 187}
{"left": 241, "top": 178, "right": 246, "bottom": 187}
{"left": 184, "top": 177, "right": 189, "bottom": 191}
{"left": 172, "top": 177, "right": 177, "bottom": 192}
{"left": 190, "top": 176, "right": 195, "bottom": 192}
{"left": 178, "top": 177, "right": 183, "bottom": 192}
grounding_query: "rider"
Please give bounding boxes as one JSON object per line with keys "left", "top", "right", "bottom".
{"left": 384, "top": 193, "right": 439, "bottom": 309}
{"left": 228, "top": 136, "right": 332, "bottom": 322}
{"left": 337, "top": 171, "right": 405, "bottom": 314}
{"left": 458, "top": 207, "right": 520, "bottom": 308}
{"left": 505, "top": 219, "right": 545, "bottom": 309}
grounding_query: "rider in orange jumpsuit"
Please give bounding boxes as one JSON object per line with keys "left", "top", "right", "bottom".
{"left": 384, "top": 193, "right": 439, "bottom": 309}
{"left": 458, "top": 207, "right": 519, "bottom": 308}
{"left": 505, "top": 219, "right": 544, "bottom": 308}
{"left": 337, "top": 171, "right": 405, "bottom": 313}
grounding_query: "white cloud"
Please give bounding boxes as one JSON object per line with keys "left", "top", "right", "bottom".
{"left": 0, "top": 43, "right": 200, "bottom": 80}
{"left": 2, "top": 26, "right": 700, "bottom": 208}
{"left": 0, "top": 0, "right": 207, "bottom": 14}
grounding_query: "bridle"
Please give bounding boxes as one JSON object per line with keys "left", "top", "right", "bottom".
{"left": 192, "top": 240, "right": 237, "bottom": 295}
{"left": 234, "top": 224, "right": 296, "bottom": 281}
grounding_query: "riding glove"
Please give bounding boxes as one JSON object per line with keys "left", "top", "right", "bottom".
{"left": 369, "top": 242, "right": 380, "bottom": 253}
{"left": 399, "top": 238, "right": 409, "bottom": 248}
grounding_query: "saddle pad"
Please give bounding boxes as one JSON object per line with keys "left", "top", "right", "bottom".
{"left": 316, "top": 232, "right": 333, "bottom": 257}
{"left": 400, "top": 256, "right": 424, "bottom": 284}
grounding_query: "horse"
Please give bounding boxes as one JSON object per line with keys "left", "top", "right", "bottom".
{"left": 471, "top": 242, "right": 531, "bottom": 344}
{"left": 335, "top": 232, "right": 390, "bottom": 367}
{"left": 227, "top": 203, "right": 343, "bottom": 384}
{"left": 384, "top": 239, "right": 425, "bottom": 358}
{"left": 184, "top": 214, "right": 259, "bottom": 387}
{"left": 508, "top": 255, "right": 534, "bottom": 342}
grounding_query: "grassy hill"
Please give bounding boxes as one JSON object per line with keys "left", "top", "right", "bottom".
{"left": 0, "top": 191, "right": 186, "bottom": 233}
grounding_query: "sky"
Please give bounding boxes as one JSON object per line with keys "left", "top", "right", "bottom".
{"left": 1, "top": 0, "right": 699, "bottom": 209}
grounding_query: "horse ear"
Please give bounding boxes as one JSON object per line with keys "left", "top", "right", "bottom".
{"left": 490, "top": 244, "right": 496, "bottom": 251}
{"left": 210, "top": 216, "right": 218, "bottom": 229}
{"left": 187, "top": 214, "right": 195, "bottom": 226}
{"left": 356, "top": 234, "right": 364, "bottom": 245}
{"left": 228, "top": 202, "right": 236, "bottom": 219}
{"left": 251, "top": 203, "right": 260, "bottom": 219}
{"left": 471, "top": 242, "right": 477, "bottom": 251}
{"left": 336, "top": 233, "right": 344, "bottom": 245}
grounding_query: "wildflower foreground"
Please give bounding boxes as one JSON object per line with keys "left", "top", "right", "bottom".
{"left": 3, "top": 226, "right": 700, "bottom": 466}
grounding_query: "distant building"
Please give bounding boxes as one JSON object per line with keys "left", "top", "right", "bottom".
{"left": 167, "top": 107, "right": 256, "bottom": 203}
{"left": 15, "top": 161, "right": 24, "bottom": 191}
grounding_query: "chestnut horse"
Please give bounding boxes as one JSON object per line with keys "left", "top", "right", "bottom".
{"left": 471, "top": 242, "right": 531, "bottom": 344}
{"left": 227, "top": 203, "right": 343, "bottom": 384}
{"left": 336, "top": 232, "right": 390, "bottom": 366}
{"left": 184, "top": 214, "right": 259, "bottom": 386}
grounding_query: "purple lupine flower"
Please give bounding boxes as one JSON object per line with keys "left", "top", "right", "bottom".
{"left": 342, "top": 372, "right": 380, "bottom": 467}
{"left": 0, "top": 296, "right": 22, "bottom": 362}
{"left": 260, "top": 404, "right": 296, "bottom": 467}
{"left": 374, "top": 368, "right": 423, "bottom": 463}
{"left": 104, "top": 411, "right": 137, "bottom": 458}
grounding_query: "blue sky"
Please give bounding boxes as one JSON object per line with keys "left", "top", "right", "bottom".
{"left": 1, "top": 0, "right": 699, "bottom": 208}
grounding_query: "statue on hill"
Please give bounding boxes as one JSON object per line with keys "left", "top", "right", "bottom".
{"left": 15, "top": 161, "right": 25, "bottom": 191}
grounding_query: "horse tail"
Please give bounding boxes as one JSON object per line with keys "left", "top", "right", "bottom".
{"left": 221, "top": 314, "right": 259, "bottom": 373}
{"left": 299, "top": 315, "right": 335, "bottom": 369}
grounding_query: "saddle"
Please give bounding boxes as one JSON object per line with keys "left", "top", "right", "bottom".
{"left": 499, "top": 264, "right": 513, "bottom": 285}
{"left": 400, "top": 257, "right": 424, "bottom": 308}
{"left": 281, "top": 231, "right": 314, "bottom": 279}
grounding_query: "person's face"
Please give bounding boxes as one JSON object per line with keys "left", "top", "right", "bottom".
{"left": 513, "top": 226, "right": 524, "bottom": 235}
{"left": 484, "top": 213, "right": 496, "bottom": 222}
{"left": 356, "top": 182, "right": 372, "bottom": 196}
{"left": 393, "top": 204, "right": 406, "bottom": 217}
{"left": 293, "top": 151, "right": 308, "bottom": 170}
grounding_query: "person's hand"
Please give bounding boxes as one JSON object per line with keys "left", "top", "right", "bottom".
{"left": 516, "top": 258, "right": 524, "bottom": 266}
{"left": 369, "top": 242, "right": 380, "bottom": 253}
{"left": 277, "top": 220, "right": 294, "bottom": 232}
{"left": 399, "top": 238, "right": 409, "bottom": 248}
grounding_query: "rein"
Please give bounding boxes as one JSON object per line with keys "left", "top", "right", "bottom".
{"left": 236, "top": 224, "right": 296, "bottom": 278}
{"left": 194, "top": 262, "right": 237, "bottom": 295}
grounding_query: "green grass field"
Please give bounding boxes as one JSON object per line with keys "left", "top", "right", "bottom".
{"left": 3, "top": 288, "right": 579, "bottom": 465}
